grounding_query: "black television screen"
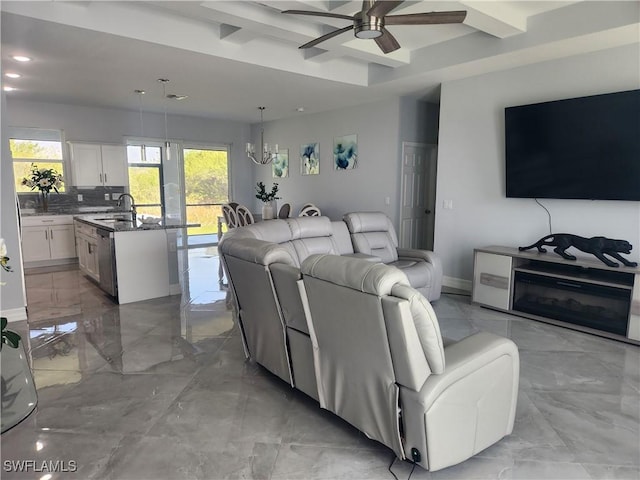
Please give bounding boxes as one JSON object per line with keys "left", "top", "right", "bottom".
{"left": 505, "top": 89, "right": 640, "bottom": 201}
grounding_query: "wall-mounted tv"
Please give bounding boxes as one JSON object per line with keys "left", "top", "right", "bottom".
{"left": 505, "top": 89, "right": 640, "bottom": 201}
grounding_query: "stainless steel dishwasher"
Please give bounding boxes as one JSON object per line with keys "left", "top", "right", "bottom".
{"left": 97, "top": 228, "right": 117, "bottom": 298}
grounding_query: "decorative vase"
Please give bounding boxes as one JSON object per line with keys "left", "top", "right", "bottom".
{"left": 262, "top": 202, "right": 275, "bottom": 220}
{"left": 40, "top": 192, "right": 49, "bottom": 213}
{"left": 1, "top": 343, "right": 38, "bottom": 433}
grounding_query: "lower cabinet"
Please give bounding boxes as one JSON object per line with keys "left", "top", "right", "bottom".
{"left": 21, "top": 216, "right": 77, "bottom": 264}
{"left": 74, "top": 221, "right": 99, "bottom": 282}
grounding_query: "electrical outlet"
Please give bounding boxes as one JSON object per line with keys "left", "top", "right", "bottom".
{"left": 77, "top": 194, "right": 83, "bottom": 202}
{"left": 384, "top": 196, "right": 390, "bottom": 206}
{"left": 443, "top": 199, "right": 453, "bottom": 210}
{"left": 104, "top": 193, "right": 110, "bottom": 201}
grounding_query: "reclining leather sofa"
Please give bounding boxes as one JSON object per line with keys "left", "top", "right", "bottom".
{"left": 218, "top": 214, "right": 519, "bottom": 471}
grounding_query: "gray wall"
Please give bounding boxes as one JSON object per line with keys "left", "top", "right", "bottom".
{"left": 435, "top": 44, "right": 640, "bottom": 289}
{"left": 253, "top": 97, "right": 438, "bottom": 224}
{"left": 7, "top": 99, "right": 255, "bottom": 207}
{"left": 1, "top": 93, "right": 27, "bottom": 321}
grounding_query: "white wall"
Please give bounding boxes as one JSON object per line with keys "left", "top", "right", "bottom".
{"left": 435, "top": 44, "right": 640, "bottom": 288}
{"left": 253, "top": 97, "right": 438, "bottom": 224}
{"left": 1, "top": 93, "right": 27, "bottom": 321}
{"left": 7, "top": 99, "right": 255, "bottom": 206}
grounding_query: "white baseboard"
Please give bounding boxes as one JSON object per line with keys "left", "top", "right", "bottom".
{"left": 2, "top": 307, "right": 27, "bottom": 322}
{"left": 443, "top": 276, "right": 472, "bottom": 293}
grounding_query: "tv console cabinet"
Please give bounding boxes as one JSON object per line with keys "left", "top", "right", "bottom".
{"left": 472, "top": 246, "right": 640, "bottom": 345}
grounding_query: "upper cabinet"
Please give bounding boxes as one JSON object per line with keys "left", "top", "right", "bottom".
{"left": 69, "top": 143, "right": 128, "bottom": 187}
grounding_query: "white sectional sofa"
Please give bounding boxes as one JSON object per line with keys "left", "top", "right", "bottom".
{"left": 218, "top": 213, "right": 519, "bottom": 471}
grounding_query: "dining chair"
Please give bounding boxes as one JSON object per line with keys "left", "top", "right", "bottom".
{"left": 299, "top": 204, "right": 321, "bottom": 217}
{"left": 278, "top": 203, "right": 291, "bottom": 219}
{"left": 235, "top": 204, "right": 255, "bottom": 226}
{"left": 222, "top": 203, "right": 239, "bottom": 229}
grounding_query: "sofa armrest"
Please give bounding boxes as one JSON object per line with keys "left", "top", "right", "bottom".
{"left": 400, "top": 332, "right": 519, "bottom": 471}
{"left": 397, "top": 248, "right": 440, "bottom": 267}
{"left": 342, "top": 252, "right": 383, "bottom": 263}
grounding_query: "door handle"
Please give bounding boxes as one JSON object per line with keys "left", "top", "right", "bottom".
{"left": 50, "top": 229, "right": 54, "bottom": 239}
{"left": 99, "top": 173, "right": 103, "bottom": 183}
{"left": 45, "top": 230, "right": 48, "bottom": 240}
{"left": 424, "top": 209, "right": 432, "bottom": 214}
{"left": 104, "top": 173, "right": 107, "bottom": 183}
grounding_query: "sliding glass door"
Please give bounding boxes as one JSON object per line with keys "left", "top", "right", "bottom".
{"left": 183, "top": 146, "right": 229, "bottom": 245}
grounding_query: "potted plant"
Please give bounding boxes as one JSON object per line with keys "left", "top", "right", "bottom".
{"left": 21, "top": 164, "right": 64, "bottom": 212}
{"left": 1, "top": 239, "right": 37, "bottom": 433}
{"left": 255, "top": 182, "right": 281, "bottom": 220}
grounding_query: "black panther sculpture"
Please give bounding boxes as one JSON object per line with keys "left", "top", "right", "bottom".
{"left": 519, "top": 234, "right": 638, "bottom": 268}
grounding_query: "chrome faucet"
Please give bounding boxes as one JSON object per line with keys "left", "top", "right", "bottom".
{"left": 117, "top": 193, "right": 137, "bottom": 224}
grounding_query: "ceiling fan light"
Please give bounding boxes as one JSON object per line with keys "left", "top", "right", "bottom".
{"left": 355, "top": 29, "right": 382, "bottom": 39}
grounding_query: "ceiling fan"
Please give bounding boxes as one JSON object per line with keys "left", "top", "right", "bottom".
{"left": 282, "top": 0, "right": 466, "bottom": 54}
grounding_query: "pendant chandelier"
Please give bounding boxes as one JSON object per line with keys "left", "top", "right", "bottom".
{"left": 246, "top": 106, "right": 278, "bottom": 165}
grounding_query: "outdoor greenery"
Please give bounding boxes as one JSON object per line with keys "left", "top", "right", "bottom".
{"left": 10, "top": 140, "right": 65, "bottom": 193}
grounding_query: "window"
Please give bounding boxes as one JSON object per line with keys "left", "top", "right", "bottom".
{"left": 10, "top": 128, "right": 66, "bottom": 193}
{"left": 126, "top": 144, "right": 164, "bottom": 218}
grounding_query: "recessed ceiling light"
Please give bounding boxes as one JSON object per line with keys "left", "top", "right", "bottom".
{"left": 3, "top": 86, "right": 17, "bottom": 92}
{"left": 12, "top": 55, "right": 31, "bottom": 62}
{"left": 296, "top": 107, "right": 305, "bottom": 112}
{"left": 5, "top": 73, "right": 21, "bottom": 79}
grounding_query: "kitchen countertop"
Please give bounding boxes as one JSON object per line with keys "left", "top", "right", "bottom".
{"left": 74, "top": 215, "right": 200, "bottom": 232}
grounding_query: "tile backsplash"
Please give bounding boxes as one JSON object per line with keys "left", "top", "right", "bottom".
{"left": 19, "top": 186, "right": 126, "bottom": 213}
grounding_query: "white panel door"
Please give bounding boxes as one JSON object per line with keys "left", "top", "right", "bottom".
{"left": 399, "top": 143, "right": 437, "bottom": 250}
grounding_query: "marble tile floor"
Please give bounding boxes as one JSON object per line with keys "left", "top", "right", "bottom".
{"left": 2, "top": 248, "right": 639, "bottom": 480}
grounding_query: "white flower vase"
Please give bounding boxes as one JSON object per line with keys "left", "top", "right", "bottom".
{"left": 262, "top": 200, "right": 276, "bottom": 220}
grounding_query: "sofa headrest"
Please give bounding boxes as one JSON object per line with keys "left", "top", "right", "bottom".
{"left": 343, "top": 212, "right": 391, "bottom": 234}
{"left": 220, "top": 237, "right": 296, "bottom": 267}
{"left": 286, "top": 216, "right": 333, "bottom": 240}
{"left": 301, "top": 254, "right": 409, "bottom": 296}
{"left": 230, "top": 219, "right": 293, "bottom": 244}
{"left": 390, "top": 284, "right": 445, "bottom": 374}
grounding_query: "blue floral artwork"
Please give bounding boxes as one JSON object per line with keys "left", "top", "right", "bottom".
{"left": 334, "top": 134, "right": 357, "bottom": 170}
{"left": 301, "top": 143, "right": 319, "bottom": 175}
{"left": 272, "top": 149, "right": 289, "bottom": 178}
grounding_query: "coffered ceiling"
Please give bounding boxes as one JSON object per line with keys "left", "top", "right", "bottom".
{"left": 1, "top": 1, "right": 638, "bottom": 122}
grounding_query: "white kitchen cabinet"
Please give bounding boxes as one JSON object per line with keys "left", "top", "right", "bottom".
{"left": 21, "top": 216, "right": 77, "bottom": 264}
{"left": 74, "top": 220, "right": 100, "bottom": 281}
{"left": 69, "top": 142, "right": 128, "bottom": 187}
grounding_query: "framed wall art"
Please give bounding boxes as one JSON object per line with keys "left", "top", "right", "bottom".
{"left": 272, "top": 148, "right": 289, "bottom": 178}
{"left": 334, "top": 134, "right": 357, "bottom": 170}
{"left": 301, "top": 142, "right": 319, "bottom": 175}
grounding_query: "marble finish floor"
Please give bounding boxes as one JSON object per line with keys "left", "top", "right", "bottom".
{"left": 2, "top": 248, "right": 639, "bottom": 479}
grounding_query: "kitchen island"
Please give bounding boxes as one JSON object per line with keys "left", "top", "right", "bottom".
{"left": 74, "top": 215, "right": 198, "bottom": 304}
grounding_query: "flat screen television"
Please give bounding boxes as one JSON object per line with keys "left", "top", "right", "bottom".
{"left": 505, "top": 89, "right": 640, "bottom": 201}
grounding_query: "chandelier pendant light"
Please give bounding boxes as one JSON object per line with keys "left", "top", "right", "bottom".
{"left": 246, "top": 106, "right": 278, "bottom": 165}
{"left": 158, "top": 78, "right": 171, "bottom": 161}
{"left": 135, "top": 89, "right": 147, "bottom": 163}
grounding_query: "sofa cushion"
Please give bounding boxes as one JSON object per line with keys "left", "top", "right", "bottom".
{"left": 389, "top": 260, "right": 431, "bottom": 289}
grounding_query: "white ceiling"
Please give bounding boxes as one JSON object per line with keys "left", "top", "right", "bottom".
{"left": 1, "top": 1, "right": 638, "bottom": 123}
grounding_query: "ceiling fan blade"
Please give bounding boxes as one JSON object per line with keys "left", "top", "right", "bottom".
{"left": 367, "top": 1, "right": 404, "bottom": 18}
{"left": 299, "top": 25, "right": 355, "bottom": 49}
{"left": 375, "top": 27, "right": 401, "bottom": 54}
{"left": 385, "top": 10, "right": 467, "bottom": 25}
{"left": 282, "top": 10, "right": 354, "bottom": 21}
